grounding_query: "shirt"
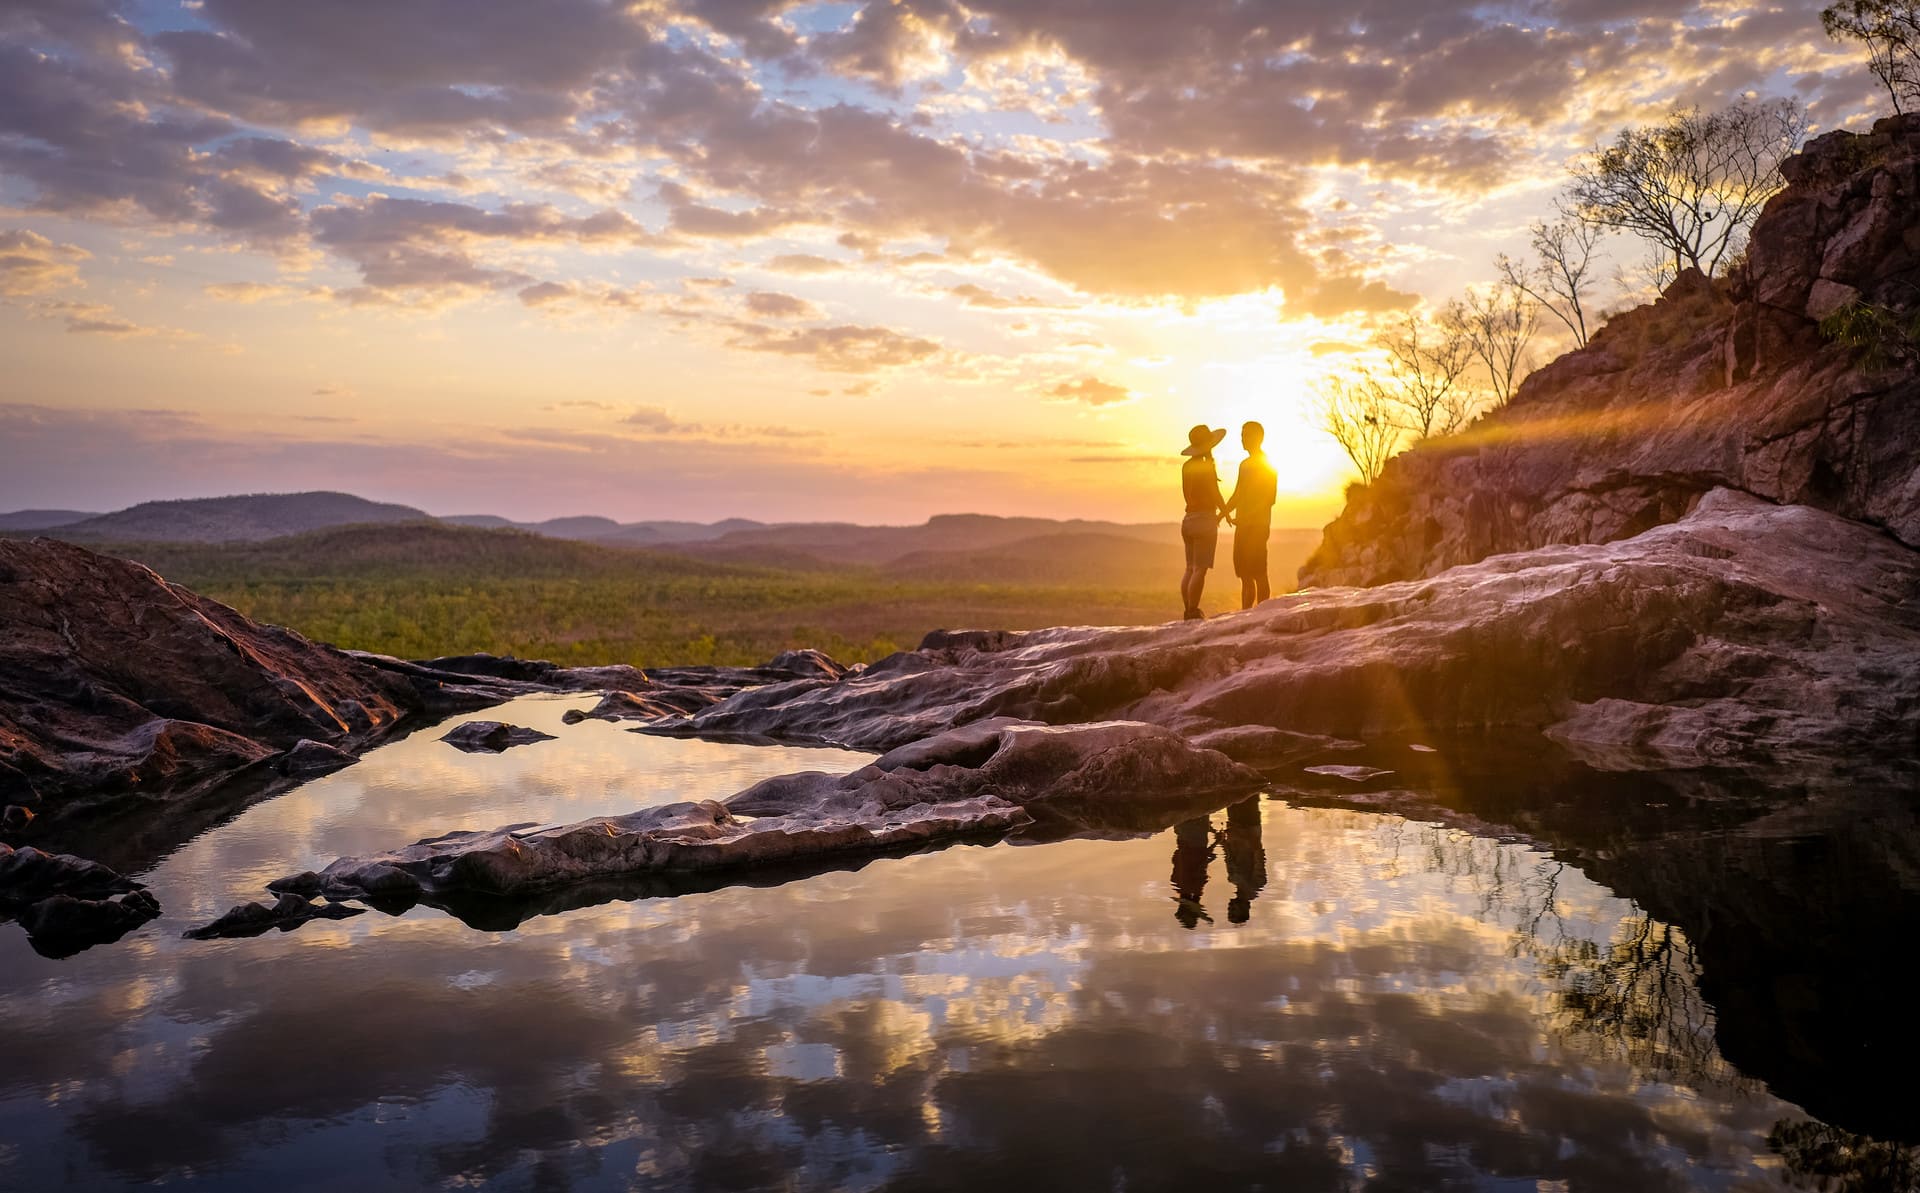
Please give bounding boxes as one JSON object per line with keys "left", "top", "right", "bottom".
{"left": 1231, "top": 452, "right": 1278, "bottom": 529}
{"left": 1182, "top": 456, "right": 1223, "bottom": 515}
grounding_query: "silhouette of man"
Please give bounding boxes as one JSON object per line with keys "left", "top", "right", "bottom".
{"left": 1219, "top": 797, "right": 1268, "bottom": 925}
{"left": 1170, "top": 814, "right": 1215, "bottom": 928}
{"left": 1225, "top": 421, "right": 1278, "bottom": 609}
{"left": 1179, "top": 424, "right": 1230, "bottom": 621}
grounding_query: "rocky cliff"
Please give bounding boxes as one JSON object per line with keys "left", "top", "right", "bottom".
{"left": 1301, "top": 113, "right": 1920, "bottom": 589}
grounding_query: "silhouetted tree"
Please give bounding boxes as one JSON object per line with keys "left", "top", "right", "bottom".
{"left": 1373, "top": 309, "right": 1480, "bottom": 438}
{"left": 1569, "top": 98, "right": 1808, "bottom": 280}
{"left": 1448, "top": 278, "right": 1540, "bottom": 408}
{"left": 1824, "top": 0, "right": 1920, "bottom": 114}
{"left": 1314, "top": 377, "right": 1401, "bottom": 485}
{"left": 1498, "top": 214, "right": 1605, "bottom": 348}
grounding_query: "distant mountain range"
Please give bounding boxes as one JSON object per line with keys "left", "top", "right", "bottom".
{"left": 2, "top": 490, "right": 1320, "bottom": 585}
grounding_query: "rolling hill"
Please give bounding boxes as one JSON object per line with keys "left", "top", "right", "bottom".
{"left": 44, "top": 492, "right": 429, "bottom": 543}
{"left": 0, "top": 509, "right": 98, "bottom": 532}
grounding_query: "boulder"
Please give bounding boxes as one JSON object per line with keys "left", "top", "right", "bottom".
{"left": 15, "top": 889, "right": 160, "bottom": 958}
{"left": 183, "top": 892, "right": 364, "bottom": 940}
{"left": 0, "top": 842, "right": 160, "bottom": 958}
{"left": 439, "top": 721, "right": 557, "bottom": 753}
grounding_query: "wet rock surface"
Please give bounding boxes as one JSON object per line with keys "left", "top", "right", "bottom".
{"left": 1301, "top": 114, "right": 1920, "bottom": 590}
{"left": 660, "top": 492, "right": 1920, "bottom": 773}
{"left": 440, "top": 721, "right": 557, "bottom": 753}
{"left": 269, "top": 720, "right": 1255, "bottom": 905}
{"left": 184, "top": 892, "right": 365, "bottom": 940}
{"left": 0, "top": 842, "right": 160, "bottom": 957}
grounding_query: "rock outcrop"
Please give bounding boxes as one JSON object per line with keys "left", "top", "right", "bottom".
{"left": 0, "top": 842, "right": 160, "bottom": 958}
{"left": 269, "top": 720, "right": 1257, "bottom": 906}
{"left": 1301, "top": 113, "right": 1920, "bottom": 589}
{"left": 440, "top": 721, "right": 556, "bottom": 753}
{"left": 661, "top": 492, "right": 1920, "bottom": 773}
{"left": 0, "top": 535, "right": 850, "bottom": 840}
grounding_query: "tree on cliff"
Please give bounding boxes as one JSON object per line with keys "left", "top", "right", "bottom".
{"left": 1569, "top": 98, "right": 1808, "bottom": 281}
{"left": 1370, "top": 310, "right": 1479, "bottom": 439}
{"left": 1498, "top": 215, "right": 1604, "bottom": 348}
{"left": 1314, "top": 378, "right": 1401, "bottom": 486}
{"left": 1823, "top": 0, "right": 1920, "bottom": 114}
{"left": 1447, "top": 279, "right": 1540, "bottom": 407}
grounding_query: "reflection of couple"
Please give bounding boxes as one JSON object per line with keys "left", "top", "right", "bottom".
{"left": 1179, "top": 421, "right": 1278, "bottom": 620}
{"left": 1170, "top": 797, "right": 1268, "bottom": 929}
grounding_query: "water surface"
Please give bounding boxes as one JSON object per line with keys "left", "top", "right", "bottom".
{"left": 0, "top": 697, "right": 1881, "bottom": 1191}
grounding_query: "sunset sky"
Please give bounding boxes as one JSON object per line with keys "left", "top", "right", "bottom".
{"left": 0, "top": 0, "right": 1888, "bottom": 524}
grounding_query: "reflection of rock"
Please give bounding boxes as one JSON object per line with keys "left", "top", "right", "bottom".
{"left": 184, "top": 893, "right": 365, "bottom": 940}
{"left": 662, "top": 493, "right": 1920, "bottom": 776}
{"left": 0, "top": 842, "right": 160, "bottom": 957}
{"left": 1300, "top": 115, "right": 1920, "bottom": 590}
{"left": 270, "top": 721, "right": 1254, "bottom": 907}
{"left": 439, "top": 721, "right": 556, "bottom": 753}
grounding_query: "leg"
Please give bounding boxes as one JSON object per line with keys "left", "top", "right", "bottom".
{"left": 1256, "top": 573, "right": 1271, "bottom": 603}
{"left": 1241, "top": 577, "right": 1256, "bottom": 610}
{"left": 1190, "top": 566, "right": 1208, "bottom": 614}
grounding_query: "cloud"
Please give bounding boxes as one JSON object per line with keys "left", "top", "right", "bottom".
{"left": 730, "top": 323, "right": 941, "bottom": 373}
{"left": 621, "top": 405, "right": 718, "bottom": 435}
{"left": 742, "top": 290, "right": 822, "bottom": 319}
{"left": 0, "top": 230, "right": 89, "bottom": 296}
{"left": 1046, "top": 376, "right": 1133, "bottom": 406}
{"left": 947, "top": 283, "right": 1051, "bottom": 309}
{"left": 308, "top": 196, "right": 664, "bottom": 303}
{"left": 203, "top": 280, "right": 296, "bottom": 303}
{"left": 764, "top": 254, "right": 846, "bottom": 276}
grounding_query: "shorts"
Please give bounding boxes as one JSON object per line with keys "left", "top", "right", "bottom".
{"left": 1233, "top": 524, "right": 1269, "bottom": 579}
{"left": 1181, "top": 512, "right": 1217, "bottom": 570}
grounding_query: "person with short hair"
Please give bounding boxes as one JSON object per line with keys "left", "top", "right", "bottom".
{"left": 1225, "top": 420, "right": 1278, "bottom": 609}
{"left": 1178, "top": 424, "right": 1230, "bottom": 620}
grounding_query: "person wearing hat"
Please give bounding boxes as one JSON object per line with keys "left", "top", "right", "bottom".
{"left": 1179, "top": 423, "right": 1231, "bottom": 620}
{"left": 1225, "top": 420, "right": 1279, "bottom": 609}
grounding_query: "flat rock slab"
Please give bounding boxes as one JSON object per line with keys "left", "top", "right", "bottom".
{"left": 440, "top": 721, "right": 557, "bottom": 753}
{"left": 267, "top": 720, "right": 1256, "bottom": 907}
{"left": 184, "top": 893, "right": 365, "bottom": 940}
{"left": 659, "top": 492, "right": 1920, "bottom": 779}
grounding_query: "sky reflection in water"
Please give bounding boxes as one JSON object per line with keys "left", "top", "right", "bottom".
{"left": 0, "top": 697, "right": 1811, "bottom": 1191}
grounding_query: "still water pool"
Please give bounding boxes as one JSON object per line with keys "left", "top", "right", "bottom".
{"left": 0, "top": 696, "right": 1858, "bottom": 1191}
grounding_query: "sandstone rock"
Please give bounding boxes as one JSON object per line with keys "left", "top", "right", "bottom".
{"left": 281, "top": 738, "right": 360, "bottom": 776}
{"left": 267, "top": 719, "right": 1254, "bottom": 908}
{"left": 1304, "top": 765, "right": 1394, "bottom": 782}
{"left": 1300, "top": 117, "right": 1920, "bottom": 591}
{"left": 15, "top": 889, "right": 160, "bottom": 958}
{"left": 272, "top": 795, "right": 1028, "bottom": 904}
{"left": 0, "top": 841, "right": 140, "bottom": 903}
{"left": 0, "top": 842, "right": 160, "bottom": 957}
{"left": 662, "top": 493, "right": 1920, "bottom": 774}
{"left": 0, "top": 537, "right": 425, "bottom": 816}
{"left": 560, "top": 688, "right": 726, "bottom": 725}
{"left": 183, "top": 892, "right": 365, "bottom": 940}
{"left": 440, "top": 721, "right": 557, "bottom": 753}
{"left": 1805, "top": 278, "right": 1862, "bottom": 322}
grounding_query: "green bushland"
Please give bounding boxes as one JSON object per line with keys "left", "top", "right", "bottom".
{"left": 103, "top": 521, "right": 1194, "bottom": 668}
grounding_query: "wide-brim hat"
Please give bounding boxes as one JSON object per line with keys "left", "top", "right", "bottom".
{"left": 1180, "top": 424, "right": 1228, "bottom": 457}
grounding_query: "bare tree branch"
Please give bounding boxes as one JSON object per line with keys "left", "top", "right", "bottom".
{"left": 1569, "top": 98, "right": 1808, "bottom": 280}
{"left": 1824, "top": 0, "right": 1920, "bottom": 114}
